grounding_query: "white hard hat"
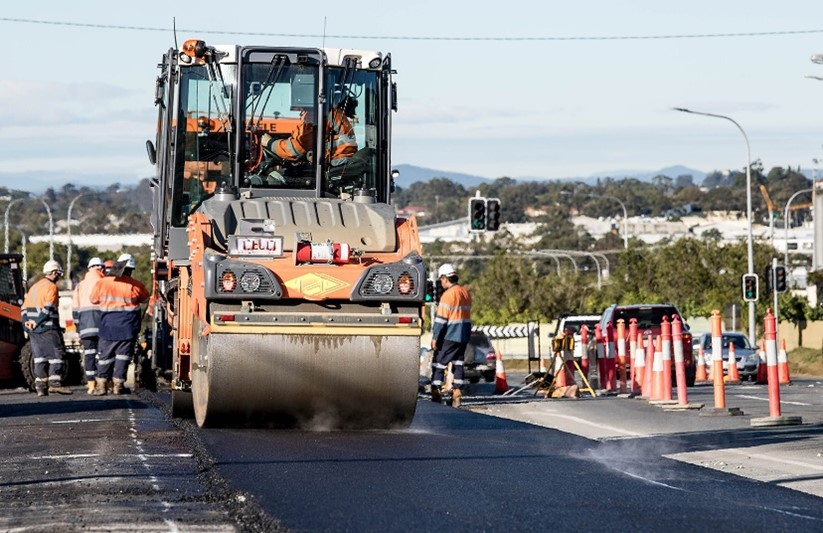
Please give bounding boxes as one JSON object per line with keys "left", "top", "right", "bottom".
{"left": 438, "top": 263, "right": 457, "bottom": 278}
{"left": 117, "top": 253, "right": 136, "bottom": 269}
{"left": 43, "top": 259, "right": 63, "bottom": 275}
{"left": 87, "top": 257, "right": 104, "bottom": 268}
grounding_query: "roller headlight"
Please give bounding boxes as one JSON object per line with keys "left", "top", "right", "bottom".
{"left": 370, "top": 273, "right": 394, "bottom": 294}
{"left": 240, "top": 272, "right": 262, "bottom": 292}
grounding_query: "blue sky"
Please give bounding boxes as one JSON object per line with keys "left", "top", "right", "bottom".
{"left": 2, "top": 1, "right": 823, "bottom": 191}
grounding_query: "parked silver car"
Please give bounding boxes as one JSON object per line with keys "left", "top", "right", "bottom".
{"left": 699, "top": 331, "right": 760, "bottom": 381}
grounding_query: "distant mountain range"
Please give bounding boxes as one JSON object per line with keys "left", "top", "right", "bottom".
{"left": 393, "top": 164, "right": 709, "bottom": 190}
{"left": 0, "top": 164, "right": 713, "bottom": 194}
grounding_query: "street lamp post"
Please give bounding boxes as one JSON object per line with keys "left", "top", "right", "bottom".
{"left": 4, "top": 198, "right": 23, "bottom": 253}
{"left": 675, "top": 107, "right": 755, "bottom": 342}
{"left": 589, "top": 194, "right": 629, "bottom": 249}
{"left": 39, "top": 199, "right": 54, "bottom": 261}
{"left": 784, "top": 188, "right": 813, "bottom": 272}
{"left": 66, "top": 193, "right": 93, "bottom": 289}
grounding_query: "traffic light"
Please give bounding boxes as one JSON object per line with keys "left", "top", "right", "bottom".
{"left": 485, "top": 198, "right": 501, "bottom": 231}
{"left": 469, "top": 197, "right": 486, "bottom": 232}
{"left": 425, "top": 279, "right": 442, "bottom": 303}
{"left": 742, "top": 273, "right": 759, "bottom": 302}
{"left": 775, "top": 265, "right": 787, "bottom": 293}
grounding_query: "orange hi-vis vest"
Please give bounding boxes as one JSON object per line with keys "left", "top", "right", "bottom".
{"left": 432, "top": 284, "right": 472, "bottom": 344}
{"left": 90, "top": 275, "right": 150, "bottom": 341}
{"left": 22, "top": 277, "right": 60, "bottom": 333}
{"left": 72, "top": 268, "right": 105, "bottom": 338}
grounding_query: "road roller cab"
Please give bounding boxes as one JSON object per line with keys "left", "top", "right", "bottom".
{"left": 147, "top": 40, "right": 425, "bottom": 428}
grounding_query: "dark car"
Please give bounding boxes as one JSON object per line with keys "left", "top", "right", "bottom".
{"left": 699, "top": 332, "right": 760, "bottom": 381}
{"left": 599, "top": 304, "right": 696, "bottom": 386}
{"left": 418, "top": 332, "right": 497, "bottom": 388}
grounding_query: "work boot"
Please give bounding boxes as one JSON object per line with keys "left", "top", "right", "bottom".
{"left": 90, "top": 378, "right": 108, "bottom": 396}
{"left": 452, "top": 389, "right": 462, "bottom": 408}
{"left": 48, "top": 381, "right": 73, "bottom": 395}
{"left": 36, "top": 387, "right": 47, "bottom": 397}
{"left": 87, "top": 380, "right": 96, "bottom": 395}
{"left": 431, "top": 387, "right": 442, "bottom": 403}
{"left": 112, "top": 380, "right": 131, "bottom": 395}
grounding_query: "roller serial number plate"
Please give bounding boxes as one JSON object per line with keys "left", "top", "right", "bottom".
{"left": 230, "top": 236, "right": 284, "bottom": 256}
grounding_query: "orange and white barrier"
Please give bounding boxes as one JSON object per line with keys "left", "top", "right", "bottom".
{"left": 710, "top": 310, "right": 726, "bottom": 409}
{"left": 726, "top": 341, "right": 741, "bottom": 384}
{"left": 579, "top": 325, "right": 590, "bottom": 379}
{"left": 764, "top": 309, "right": 782, "bottom": 416}
{"left": 616, "top": 319, "right": 628, "bottom": 394}
{"left": 672, "top": 314, "right": 689, "bottom": 405}
{"left": 642, "top": 332, "right": 655, "bottom": 397}
{"left": 778, "top": 339, "right": 792, "bottom": 385}
{"left": 695, "top": 345, "right": 708, "bottom": 384}
{"left": 650, "top": 335, "right": 663, "bottom": 401}
{"left": 494, "top": 351, "right": 509, "bottom": 394}
{"left": 595, "top": 324, "right": 605, "bottom": 390}
{"left": 660, "top": 316, "right": 673, "bottom": 401}
{"left": 604, "top": 322, "right": 617, "bottom": 392}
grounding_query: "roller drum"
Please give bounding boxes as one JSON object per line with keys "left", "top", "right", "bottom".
{"left": 192, "top": 331, "right": 419, "bottom": 428}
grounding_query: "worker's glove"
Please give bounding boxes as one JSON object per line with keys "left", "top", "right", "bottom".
{"left": 24, "top": 320, "right": 36, "bottom": 331}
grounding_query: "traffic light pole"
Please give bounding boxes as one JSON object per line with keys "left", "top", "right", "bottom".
{"left": 772, "top": 257, "right": 779, "bottom": 345}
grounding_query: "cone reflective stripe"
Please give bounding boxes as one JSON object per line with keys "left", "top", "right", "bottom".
{"left": 494, "top": 351, "right": 509, "bottom": 394}
{"left": 756, "top": 339, "right": 768, "bottom": 384}
{"left": 651, "top": 335, "right": 663, "bottom": 401}
{"left": 695, "top": 345, "right": 708, "bottom": 384}
{"left": 672, "top": 314, "right": 689, "bottom": 405}
{"left": 764, "top": 309, "right": 782, "bottom": 416}
{"left": 778, "top": 338, "right": 791, "bottom": 385}
{"left": 726, "top": 341, "right": 741, "bottom": 384}
{"left": 710, "top": 309, "right": 726, "bottom": 409}
{"left": 539, "top": 352, "right": 547, "bottom": 374}
{"left": 643, "top": 332, "right": 655, "bottom": 397}
{"left": 661, "top": 316, "right": 673, "bottom": 401}
{"left": 616, "top": 319, "right": 627, "bottom": 394}
{"left": 579, "top": 325, "right": 590, "bottom": 379}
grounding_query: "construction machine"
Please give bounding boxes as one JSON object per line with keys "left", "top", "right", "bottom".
{"left": 146, "top": 39, "right": 425, "bottom": 428}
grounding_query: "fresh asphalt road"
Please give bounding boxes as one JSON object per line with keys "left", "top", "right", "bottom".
{"left": 182, "top": 389, "right": 823, "bottom": 532}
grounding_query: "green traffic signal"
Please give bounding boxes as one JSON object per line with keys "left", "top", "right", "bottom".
{"left": 469, "top": 198, "right": 486, "bottom": 232}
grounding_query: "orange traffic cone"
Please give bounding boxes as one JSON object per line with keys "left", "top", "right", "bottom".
{"left": 778, "top": 339, "right": 792, "bottom": 385}
{"left": 756, "top": 339, "right": 768, "bottom": 385}
{"left": 726, "top": 342, "right": 741, "bottom": 384}
{"left": 695, "top": 345, "right": 708, "bottom": 384}
{"left": 494, "top": 351, "right": 509, "bottom": 394}
{"left": 554, "top": 353, "right": 568, "bottom": 387}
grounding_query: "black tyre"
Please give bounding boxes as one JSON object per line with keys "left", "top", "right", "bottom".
{"left": 20, "top": 341, "right": 83, "bottom": 390}
{"left": 483, "top": 370, "right": 495, "bottom": 383}
{"left": 20, "top": 342, "right": 38, "bottom": 391}
{"left": 468, "top": 376, "right": 480, "bottom": 384}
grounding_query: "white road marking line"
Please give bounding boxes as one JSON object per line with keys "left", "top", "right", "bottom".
{"left": 51, "top": 418, "right": 108, "bottom": 423}
{"left": 619, "top": 469, "right": 687, "bottom": 491}
{"left": 735, "top": 394, "right": 811, "bottom": 406}
{"left": 30, "top": 453, "right": 99, "bottom": 459}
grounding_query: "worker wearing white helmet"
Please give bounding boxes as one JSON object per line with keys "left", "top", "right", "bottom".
{"left": 89, "top": 253, "right": 149, "bottom": 396}
{"left": 430, "top": 263, "right": 472, "bottom": 408}
{"left": 22, "top": 260, "right": 72, "bottom": 396}
{"left": 72, "top": 257, "right": 106, "bottom": 394}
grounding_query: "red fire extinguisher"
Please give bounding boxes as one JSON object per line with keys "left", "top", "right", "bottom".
{"left": 295, "top": 241, "right": 351, "bottom": 264}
